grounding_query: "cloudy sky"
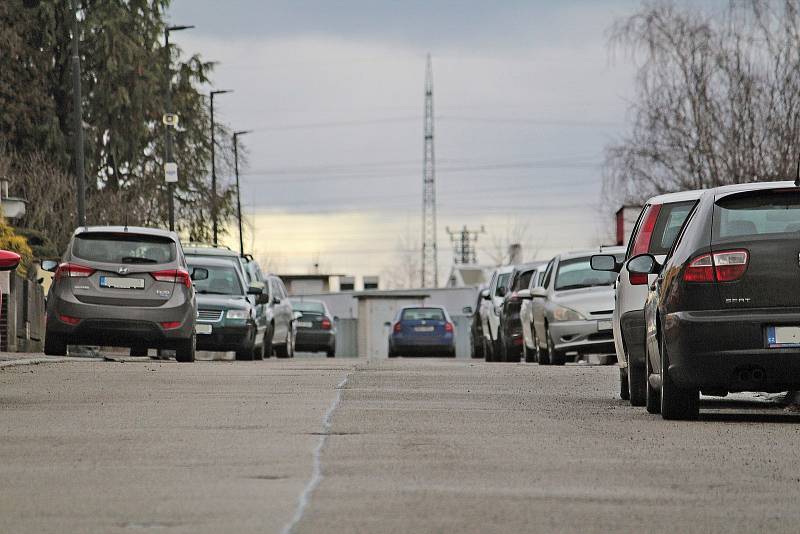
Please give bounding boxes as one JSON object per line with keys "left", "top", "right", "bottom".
{"left": 169, "top": 0, "right": 638, "bottom": 284}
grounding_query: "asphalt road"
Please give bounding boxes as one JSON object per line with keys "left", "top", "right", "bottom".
{"left": 1, "top": 356, "right": 799, "bottom": 533}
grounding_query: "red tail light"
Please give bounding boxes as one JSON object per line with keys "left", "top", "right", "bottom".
{"left": 684, "top": 250, "right": 748, "bottom": 283}
{"left": 152, "top": 269, "right": 192, "bottom": 288}
{"left": 59, "top": 314, "right": 81, "bottom": 325}
{"left": 393, "top": 322, "right": 402, "bottom": 333}
{"left": 55, "top": 263, "right": 95, "bottom": 281}
{"left": 629, "top": 204, "right": 662, "bottom": 286}
{"left": 445, "top": 322, "right": 454, "bottom": 333}
{"left": 160, "top": 321, "right": 182, "bottom": 330}
{"left": 321, "top": 318, "right": 332, "bottom": 330}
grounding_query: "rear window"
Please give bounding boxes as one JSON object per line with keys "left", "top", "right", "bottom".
{"left": 555, "top": 255, "right": 622, "bottom": 291}
{"left": 73, "top": 233, "right": 176, "bottom": 264}
{"left": 512, "top": 269, "right": 535, "bottom": 291}
{"left": 715, "top": 190, "right": 800, "bottom": 239}
{"left": 401, "top": 308, "right": 445, "bottom": 321}
{"left": 188, "top": 264, "right": 244, "bottom": 295}
{"left": 292, "top": 301, "right": 325, "bottom": 314}
{"left": 650, "top": 201, "right": 695, "bottom": 254}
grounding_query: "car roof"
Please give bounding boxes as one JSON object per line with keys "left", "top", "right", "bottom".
{"left": 513, "top": 260, "right": 547, "bottom": 272}
{"left": 711, "top": 180, "right": 798, "bottom": 200}
{"left": 495, "top": 264, "right": 515, "bottom": 274}
{"left": 646, "top": 189, "right": 705, "bottom": 205}
{"left": 185, "top": 256, "right": 240, "bottom": 268}
{"left": 399, "top": 305, "right": 445, "bottom": 311}
{"left": 559, "top": 246, "right": 625, "bottom": 261}
{"left": 183, "top": 244, "right": 240, "bottom": 257}
{"left": 73, "top": 226, "right": 178, "bottom": 240}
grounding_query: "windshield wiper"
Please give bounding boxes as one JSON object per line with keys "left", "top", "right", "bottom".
{"left": 121, "top": 256, "right": 158, "bottom": 264}
{"left": 197, "top": 290, "right": 233, "bottom": 295}
{"left": 555, "top": 284, "right": 592, "bottom": 291}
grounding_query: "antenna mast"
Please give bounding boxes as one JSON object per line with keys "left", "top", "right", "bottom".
{"left": 421, "top": 54, "right": 438, "bottom": 287}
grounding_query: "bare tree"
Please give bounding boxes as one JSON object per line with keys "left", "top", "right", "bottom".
{"left": 382, "top": 234, "right": 421, "bottom": 289}
{"left": 482, "top": 218, "right": 540, "bottom": 265}
{"left": 604, "top": 1, "right": 800, "bottom": 209}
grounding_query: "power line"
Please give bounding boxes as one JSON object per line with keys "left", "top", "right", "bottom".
{"left": 446, "top": 225, "right": 485, "bottom": 264}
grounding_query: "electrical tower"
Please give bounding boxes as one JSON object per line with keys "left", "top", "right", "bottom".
{"left": 446, "top": 225, "right": 486, "bottom": 264}
{"left": 421, "top": 54, "right": 438, "bottom": 287}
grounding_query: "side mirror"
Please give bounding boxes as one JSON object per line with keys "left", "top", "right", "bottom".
{"left": 247, "top": 282, "right": 264, "bottom": 295}
{"left": 531, "top": 287, "right": 548, "bottom": 299}
{"left": 497, "top": 286, "right": 507, "bottom": 298}
{"left": 590, "top": 254, "right": 621, "bottom": 273}
{"left": 191, "top": 267, "right": 209, "bottom": 281}
{"left": 627, "top": 254, "right": 660, "bottom": 275}
{"left": 383, "top": 321, "right": 391, "bottom": 327}
{"left": 273, "top": 296, "right": 282, "bottom": 305}
{"left": 41, "top": 259, "right": 59, "bottom": 272}
{"left": 333, "top": 316, "right": 339, "bottom": 321}
{"left": 480, "top": 289, "right": 491, "bottom": 300}
{"left": 517, "top": 289, "right": 532, "bottom": 300}
{"left": 462, "top": 306, "right": 473, "bottom": 314}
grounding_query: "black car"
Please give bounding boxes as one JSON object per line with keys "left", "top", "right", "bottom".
{"left": 620, "top": 181, "right": 800, "bottom": 419}
{"left": 291, "top": 299, "right": 336, "bottom": 357}
{"left": 496, "top": 262, "right": 544, "bottom": 362}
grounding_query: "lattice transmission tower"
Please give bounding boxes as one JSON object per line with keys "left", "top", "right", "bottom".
{"left": 421, "top": 54, "right": 438, "bottom": 287}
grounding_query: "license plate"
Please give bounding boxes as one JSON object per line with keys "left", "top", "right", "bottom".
{"left": 415, "top": 326, "right": 434, "bottom": 332}
{"left": 196, "top": 324, "right": 212, "bottom": 334}
{"left": 597, "top": 320, "right": 613, "bottom": 332}
{"left": 297, "top": 321, "right": 313, "bottom": 328}
{"left": 100, "top": 276, "right": 144, "bottom": 289}
{"left": 767, "top": 326, "right": 800, "bottom": 347}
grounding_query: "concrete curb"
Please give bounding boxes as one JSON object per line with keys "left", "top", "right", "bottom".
{"left": 0, "top": 357, "right": 104, "bottom": 369}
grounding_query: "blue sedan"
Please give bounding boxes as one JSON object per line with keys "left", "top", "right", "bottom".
{"left": 388, "top": 306, "right": 456, "bottom": 358}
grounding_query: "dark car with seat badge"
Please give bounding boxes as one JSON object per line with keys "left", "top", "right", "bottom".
{"left": 291, "top": 299, "right": 336, "bottom": 357}
{"left": 626, "top": 181, "right": 800, "bottom": 419}
{"left": 42, "top": 226, "right": 200, "bottom": 362}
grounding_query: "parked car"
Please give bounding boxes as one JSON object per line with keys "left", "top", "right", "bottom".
{"left": 520, "top": 262, "right": 549, "bottom": 362}
{"left": 479, "top": 265, "right": 514, "bottom": 361}
{"left": 263, "top": 275, "right": 296, "bottom": 358}
{"left": 496, "top": 261, "right": 546, "bottom": 362}
{"left": 184, "top": 244, "right": 251, "bottom": 283}
{"left": 591, "top": 190, "right": 702, "bottom": 405}
{"left": 388, "top": 306, "right": 455, "bottom": 358}
{"left": 188, "top": 256, "right": 269, "bottom": 360}
{"left": 291, "top": 299, "right": 336, "bottom": 357}
{"left": 528, "top": 248, "right": 624, "bottom": 365}
{"left": 623, "top": 181, "right": 800, "bottom": 419}
{"left": 468, "top": 286, "right": 486, "bottom": 359}
{"left": 42, "top": 226, "right": 198, "bottom": 362}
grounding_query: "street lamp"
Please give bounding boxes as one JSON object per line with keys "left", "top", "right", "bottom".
{"left": 164, "top": 24, "right": 194, "bottom": 232}
{"left": 232, "top": 130, "right": 252, "bottom": 257}
{"left": 210, "top": 89, "right": 233, "bottom": 245}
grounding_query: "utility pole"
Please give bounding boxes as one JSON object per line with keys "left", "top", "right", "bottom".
{"left": 421, "top": 54, "right": 438, "bottom": 288}
{"left": 446, "top": 225, "right": 485, "bottom": 264}
{"left": 164, "top": 24, "right": 194, "bottom": 232}
{"left": 232, "top": 130, "right": 251, "bottom": 257}
{"left": 210, "top": 89, "right": 232, "bottom": 245}
{"left": 69, "top": 0, "right": 86, "bottom": 227}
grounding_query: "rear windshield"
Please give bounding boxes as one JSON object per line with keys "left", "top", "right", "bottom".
{"left": 73, "top": 233, "right": 176, "bottom": 264}
{"left": 715, "top": 190, "right": 800, "bottom": 239}
{"left": 401, "top": 308, "right": 445, "bottom": 321}
{"left": 189, "top": 264, "right": 244, "bottom": 295}
{"left": 555, "top": 255, "right": 622, "bottom": 291}
{"left": 292, "top": 301, "right": 325, "bottom": 314}
{"left": 650, "top": 201, "right": 695, "bottom": 254}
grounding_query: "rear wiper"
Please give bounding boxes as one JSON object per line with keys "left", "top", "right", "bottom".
{"left": 121, "top": 256, "right": 158, "bottom": 264}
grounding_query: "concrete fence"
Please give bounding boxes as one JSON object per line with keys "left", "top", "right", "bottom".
{"left": 0, "top": 272, "right": 46, "bottom": 352}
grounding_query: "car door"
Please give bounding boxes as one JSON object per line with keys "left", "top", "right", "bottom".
{"left": 532, "top": 259, "right": 556, "bottom": 344}
{"left": 480, "top": 271, "right": 497, "bottom": 341}
{"left": 276, "top": 279, "right": 293, "bottom": 343}
{"left": 269, "top": 278, "right": 286, "bottom": 342}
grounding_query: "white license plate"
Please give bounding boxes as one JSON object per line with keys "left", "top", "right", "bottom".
{"left": 768, "top": 326, "right": 800, "bottom": 347}
{"left": 415, "top": 326, "right": 434, "bottom": 332}
{"left": 297, "top": 321, "right": 313, "bottom": 328}
{"left": 597, "top": 320, "right": 613, "bottom": 332}
{"left": 100, "top": 276, "right": 145, "bottom": 289}
{"left": 196, "top": 324, "right": 212, "bottom": 335}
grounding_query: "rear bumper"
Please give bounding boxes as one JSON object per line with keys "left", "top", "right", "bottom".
{"left": 549, "top": 319, "right": 615, "bottom": 354}
{"left": 296, "top": 329, "right": 335, "bottom": 350}
{"left": 390, "top": 333, "right": 454, "bottom": 352}
{"left": 620, "top": 310, "right": 646, "bottom": 367}
{"left": 664, "top": 309, "right": 800, "bottom": 392}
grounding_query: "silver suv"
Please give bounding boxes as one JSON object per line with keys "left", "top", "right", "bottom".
{"left": 42, "top": 226, "right": 200, "bottom": 362}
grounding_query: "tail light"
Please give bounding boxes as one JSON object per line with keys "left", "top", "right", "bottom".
{"left": 445, "top": 322, "right": 454, "bottom": 333}
{"left": 629, "top": 204, "right": 662, "bottom": 285}
{"left": 321, "top": 318, "right": 332, "bottom": 330}
{"left": 393, "top": 322, "right": 402, "bottom": 333}
{"left": 152, "top": 269, "right": 192, "bottom": 288}
{"left": 55, "top": 263, "right": 95, "bottom": 281}
{"left": 59, "top": 314, "right": 81, "bottom": 325}
{"left": 160, "top": 321, "right": 182, "bottom": 330}
{"left": 684, "top": 250, "right": 748, "bottom": 283}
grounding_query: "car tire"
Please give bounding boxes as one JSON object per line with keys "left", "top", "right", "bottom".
{"left": 546, "top": 327, "right": 565, "bottom": 366}
{"left": 388, "top": 348, "right": 397, "bottom": 358}
{"left": 175, "top": 335, "right": 195, "bottom": 363}
{"left": 628, "top": 362, "right": 646, "bottom": 407}
{"left": 130, "top": 346, "right": 148, "bottom": 357}
{"left": 483, "top": 336, "right": 494, "bottom": 362}
{"left": 44, "top": 330, "right": 67, "bottom": 356}
{"left": 276, "top": 329, "right": 295, "bottom": 358}
{"left": 523, "top": 342, "right": 535, "bottom": 363}
{"left": 535, "top": 328, "right": 549, "bottom": 365}
{"left": 448, "top": 349, "right": 456, "bottom": 358}
{"left": 659, "top": 335, "right": 699, "bottom": 420}
{"left": 471, "top": 337, "right": 484, "bottom": 359}
{"left": 253, "top": 337, "right": 264, "bottom": 361}
{"left": 327, "top": 348, "right": 336, "bottom": 358}
{"left": 619, "top": 368, "right": 630, "bottom": 401}
{"left": 645, "top": 340, "right": 660, "bottom": 414}
{"left": 263, "top": 330, "right": 273, "bottom": 359}
{"left": 235, "top": 348, "right": 253, "bottom": 361}
{"left": 497, "top": 331, "right": 508, "bottom": 362}
{"left": 506, "top": 339, "right": 521, "bottom": 363}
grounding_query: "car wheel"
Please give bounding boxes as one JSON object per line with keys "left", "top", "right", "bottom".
{"left": 130, "top": 346, "right": 148, "bottom": 357}
{"left": 275, "top": 329, "right": 294, "bottom": 358}
{"left": 175, "top": 335, "right": 195, "bottom": 363}
{"left": 497, "top": 331, "right": 508, "bottom": 362}
{"left": 619, "top": 367, "right": 630, "bottom": 401}
{"left": 659, "top": 335, "right": 699, "bottom": 420}
{"left": 628, "top": 362, "right": 646, "bottom": 407}
{"left": 263, "top": 329, "right": 273, "bottom": 358}
{"left": 471, "top": 336, "right": 484, "bottom": 359}
{"left": 546, "top": 326, "right": 565, "bottom": 365}
{"left": 535, "top": 328, "right": 549, "bottom": 365}
{"left": 483, "top": 336, "right": 494, "bottom": 362}
{"left": 44, "top": 330, "right": 67, "bottom": 356}
{"left": 523, "top": 342, "right": 535, "bottom": 363}
{"left": 253, "top": 336, "right": 264, "bottom": 361}
{"left": 235, "top": 348, "right": 254, "bottom": 361}
{"left": 388, "top": 348, "right": 397, "bottom": 358}
{"left": 645, "top": 340, "right": 660, "bottom": 414}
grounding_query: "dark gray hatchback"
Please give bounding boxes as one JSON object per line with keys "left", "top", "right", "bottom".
{"left": 43, "top": 226, "right": 199, "bottom": 362}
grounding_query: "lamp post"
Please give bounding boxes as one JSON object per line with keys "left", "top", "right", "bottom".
{"left": 164, "top": 24, "right": 194, "bottom": 232}
{"left": 210, "top": 89, "right": 233, "bottom": 245}
{"left": 68, "top": 0, "right": 86, "bottom": 227}
{"left": 232, "top": 130, "right": 252, "bottom": 257}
